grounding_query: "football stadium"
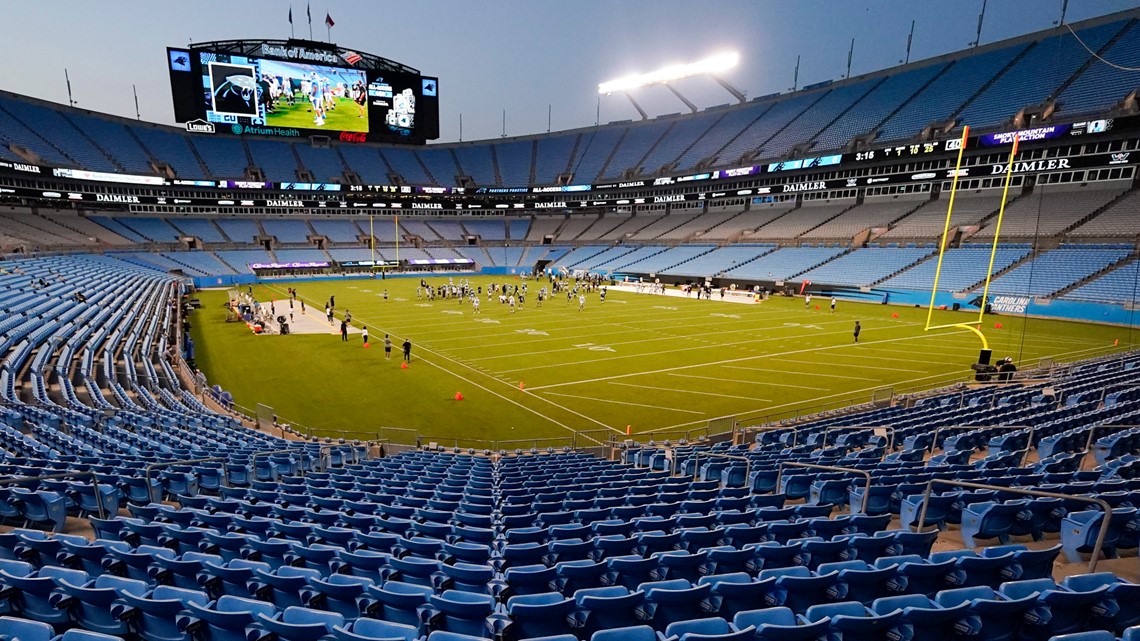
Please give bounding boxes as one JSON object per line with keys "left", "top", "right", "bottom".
{"left": 5, "top": 2, "right": 1140, "bottom": 640}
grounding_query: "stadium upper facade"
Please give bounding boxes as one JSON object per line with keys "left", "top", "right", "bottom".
{"left": 0, "top": 9, "right": 1137, "bottom": 189}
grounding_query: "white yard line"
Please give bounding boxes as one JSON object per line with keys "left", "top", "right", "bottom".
{"left": 723, "top": 365, "right": 879, "bottom": 381}
{"left": 523, "top": 330, "right": 970, "bottom": 391}
{"left": 608, "top": 381, "right": 770, "bottom": 402}
{"left": 540, "top": 391, "right": 706, "bottom": 415}
{"left": 667, "top": 372, "right": 826, "bottom": 390}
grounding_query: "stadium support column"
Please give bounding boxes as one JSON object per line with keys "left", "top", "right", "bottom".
{"left": 712, "top": 75, "right": 747, "bottom": 104}
{"left": 664, "top": 84, "right": 698, "bottom": 114}
{"left": 623, "top": 92, "right": 648, "bottom": 120}
{"left": 905, "top": 20, "right": 915, "bottom": 64}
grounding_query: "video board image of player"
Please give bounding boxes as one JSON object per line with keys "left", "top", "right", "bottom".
{"left": 259, "top": 59, "right": 369, "bottom": 133}
{"left": 368, "top": 77, "right": 415, "bottom": 136}
{"left": 207, "top": 63, "right": 259, "bottom": 118}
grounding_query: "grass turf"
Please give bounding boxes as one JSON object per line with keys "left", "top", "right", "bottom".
{"left": 265, "top": 95, "right": 366, "bottom": 132}
{"left": 188, "top": 275, "right": 1133, "bottom": 446}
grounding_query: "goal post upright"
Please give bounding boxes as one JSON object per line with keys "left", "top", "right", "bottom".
{"left": 975, "top": 132, "right": 1020, "bottom": 325}
{"left": 924, "top": 125, "right": 971, "bottom": 331}
{"left": 923, "top": 130, "right": 1021, "bottom": 359}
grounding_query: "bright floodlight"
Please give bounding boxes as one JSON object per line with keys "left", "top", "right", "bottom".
{"left": 598, "top": 52, "right": 739, "bottom": 95}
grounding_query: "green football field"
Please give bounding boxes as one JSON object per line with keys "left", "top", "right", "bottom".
{"left": 188, "top": 275, "right": 1134, "bottom": 448}
{"left": 265, "top": 95, "right": 366, "bottom": 132}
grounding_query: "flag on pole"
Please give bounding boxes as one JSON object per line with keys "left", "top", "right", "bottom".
{"left": 306, "top": 3, "right": 311, "bottom": 24}
{"left": 325, "top": 13, "right": 335, "bottom": 28}
{"left": 288, "top": 6, "right": 293, "bottom": 23}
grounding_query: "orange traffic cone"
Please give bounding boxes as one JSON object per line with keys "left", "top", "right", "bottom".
{"left": 364, "top": 342, "right": 370, "bottom": 348}
{"left": 455, "top": 392, "right": 464, "bottom": 401}
{"left": 400, "top": 362, "right": 408, "bottom": 369}
{"left": 815, "top": 305, "right": 820, "bottom": 310}
{"left": 891, "top": 313, "right": 899, "bottom": 318}
{"left": 519, "top": 381, "right": 525, "bottom": 391}
{"left": 994, "top": 323, "right": 1003, "bottom": 329}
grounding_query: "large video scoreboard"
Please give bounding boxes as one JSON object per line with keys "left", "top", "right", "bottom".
{"left": 167, "top": 40, "right": 438, "bottom": 144}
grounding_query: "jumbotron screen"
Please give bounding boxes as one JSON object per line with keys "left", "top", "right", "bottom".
{"left": 167, "top": 44, "right": 439, "bottom": 144}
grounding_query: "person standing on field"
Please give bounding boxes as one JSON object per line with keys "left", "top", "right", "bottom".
{"left": 402, "top": 337, "right": 412, "bottom": 362}
{"left": 384, "top": 334, "right": 392, "bottom": 359}
{"left": 853, "top": 320, "right": 861, "bottom": 343}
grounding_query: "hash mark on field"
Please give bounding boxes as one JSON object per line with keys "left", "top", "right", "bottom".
{"left": 608, "top": 381, "right": 769, "bottom": 402}
{"left": 540, "top": 391, "right": 706, "bottom": 415}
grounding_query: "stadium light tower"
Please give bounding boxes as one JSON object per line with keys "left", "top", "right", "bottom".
{"left": 598, "top": 52, "right": 743, "bottom": 120}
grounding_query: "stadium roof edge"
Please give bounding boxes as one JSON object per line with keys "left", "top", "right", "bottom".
{"left": 184, "top": 38, "right": 420, "bottom": 75}
{"left": 1, "top": 5, "right": 1137, "bottom": 151}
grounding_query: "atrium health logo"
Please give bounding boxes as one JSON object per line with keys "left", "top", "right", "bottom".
{"left": 231, "top": 124, "right": 244, "bottom": 135}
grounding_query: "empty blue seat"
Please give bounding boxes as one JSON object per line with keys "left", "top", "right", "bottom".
{"left": 1062, "top": 572, "right": 1140, "bottom": 633}
{"left": 750, "top": 541, "right": 805, "bottom": 570}
{"left": 931, "top": 549, "right": 1017, "bottom": 589}
{"left": 364, "top": 581, "right": 437, "bottom": 631}
{"left": 9, "top": 489, "right": 68, "bottom": 533}
{"left": 439, "top": 563, "right": 496, "bottom": 596}
{"left": 988, "top": 544, "right": 1061, "bottom": 581}
{"left": 934, "top": 585, "right": 1035, "bottom": 641}
{"left": 960, "top": 500, "right": 1027, "bottom": 548}
{"left": 875, "top": 555, "right": 955, "bottom": 597}
{"left": 697, "top": 573, "right": 776, "bottom": 619}
{"left": 638, "top": 579, "right": 713, "bottom": 630}
{"left": 605, "top": 556, "right": 659, "bottom": 591}
{"left": 0, "top": 616, "right": 55, "bottom": 641}
{"left": 503, "top": 565, "right": 558, "bottom": 596}
{"left": 180, "top": 595, "right": 278, "bottom": 641}
{"left": 303, "top": 574, "right": 374, "bottom": 619}
{"left": 663, "top": 617, "right": 754, "bottom": 641}
{"left": 732, "top": 607, "right": 830, "bottom": 641}
{"left": 53, "top": 574, "right": 150, "bottom": 637}
{"left": 703, "top": 546, "right": 756, "bottom": 576}
{"left": 767, "top": 566, "right": 838, "bottom": 614}
{"left": 817, "top": 560, "right": 897, "bottom": 605}
{"left": 115, "top": 585, "right": 211, "bottom": 641}
{"left": 429, "top": 590, "right": 501, "bottom": 638}
{"left": 251, "top": 606, "right": 346, "bottom": 641}
{"left": 0, "top": 565, "right": 89, "bottom": 625}
{"left": 651, "top": 550, "right": 711, "bottom": 584}
{"left": 1046, "top": 632, "right": 1118, "bottom": 641}
{"left": 573, "top": 586, "right": 647, "bottom": 635}
{"left": 331, "top": 549, "right": 394, "bottom": 585}
{"left": 555, "top": 559, "right": 607, "bottom": 593}
{"left": 505, "top": 592, "right": 579, "bottom": 640}
{"left": 801, "top": 601, "right": 905, "bottom": 641}
{"left": 331, "top": 618, "right": 421, "bottom": 641}
{"left": 870, "top": 593, "right": 973, "bottom": 641}
{"left": 589, "top": 624, "right": 657, "bottom": 641}
{"left": 1061, "top": 508, "right": 1136, "bottom": 563}
{"left": 388, "top": 556, "right": 443, "bottom": 589}
{"left": 999, "top": 577, "right": 1108, "bottom": 640}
